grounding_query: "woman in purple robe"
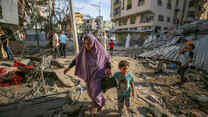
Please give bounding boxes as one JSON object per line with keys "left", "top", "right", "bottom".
{"left": 64, "top": 34, "right": 111, "bottom": 114}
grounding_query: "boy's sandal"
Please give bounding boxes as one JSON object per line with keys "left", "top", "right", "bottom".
{"left": 128, "top": 108, "right": 136, "bottom": 113}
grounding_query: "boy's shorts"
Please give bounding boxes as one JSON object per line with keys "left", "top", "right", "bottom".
{"left": 118, "top": 96, "right": 131, "bottom": 109}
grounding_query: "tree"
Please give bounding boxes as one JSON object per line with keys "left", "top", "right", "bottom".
{"left": 192, "top": 0, "right": 207, "bottom": 19}
{"left": 18, "top": 0, "right": 48, "bottom": 31}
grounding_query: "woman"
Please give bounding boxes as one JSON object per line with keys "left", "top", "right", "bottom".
{"left": 64, "top": 34, "right": 111, "bottom": 114}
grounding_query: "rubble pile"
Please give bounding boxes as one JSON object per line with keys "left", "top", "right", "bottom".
{"left": 0, "top": 56, "right": 86, "bottom": 117}
{"left": 134, "top": 57, "right": 208, "bottom": 117}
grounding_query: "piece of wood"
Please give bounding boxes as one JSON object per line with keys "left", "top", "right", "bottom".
{"left": 53, "top": 69, "right": 74, "bottom": 87}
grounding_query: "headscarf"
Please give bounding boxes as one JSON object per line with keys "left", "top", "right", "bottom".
{"left": 75, "top": 34, "right": 110, "bottom": 82}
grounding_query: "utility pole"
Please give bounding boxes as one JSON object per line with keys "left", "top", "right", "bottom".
{"left": 69, "top": 0, "right": 79, "bottom": 54}
{"left": 99, "top": 0, "right": 101, "bottom": 16}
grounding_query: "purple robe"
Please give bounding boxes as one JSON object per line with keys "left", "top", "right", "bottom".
{"left": 74, "top": 34, "right": 111, "bottom": 107}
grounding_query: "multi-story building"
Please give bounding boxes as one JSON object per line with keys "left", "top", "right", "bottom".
{"left": 111, "top": 0, "right": 198, "bottom": 32}
{"left": 83, "top": 16, "right": 105, "bottom": 33}
{"left": 75, "top": 12, "right": 84, "bottom": 34}
{"left": 0, "top": 0, "right": 18, "bottom": 26}
{"left": 75, "top": 12, "right": 84, "bottom": 24}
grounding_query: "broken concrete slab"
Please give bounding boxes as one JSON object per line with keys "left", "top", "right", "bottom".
{"left": 62, "top": 103, "right": 82, "bottom": 114}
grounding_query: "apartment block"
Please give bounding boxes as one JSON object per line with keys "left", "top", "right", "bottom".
{"left": 0, "top": 0, "right": 19, "bottom": 25}
{"left": 111, "top": 0, "right": 198, "bottom": 31}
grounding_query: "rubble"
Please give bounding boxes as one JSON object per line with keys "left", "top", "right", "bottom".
{"left": 0, "top": 42, "right": 208, "bottom": 117}
{"left": 62, "top": 103, "right": 82, "bottom": 114}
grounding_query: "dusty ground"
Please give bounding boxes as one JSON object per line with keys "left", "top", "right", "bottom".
{"left": 0, "top": 55, "right": 208, "bottom": 117}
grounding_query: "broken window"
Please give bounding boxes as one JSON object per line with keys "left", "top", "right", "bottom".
{"left": 188, "top": 11, "right": 195, "bottom": 18}
{"left": 189, "top": 0, "right": 194, "bottom": 8}
{"left": 158, "top": 0, "right": 162, "bottom": 6}
{"left": 138, "top": 0, "right": 145, "bottom": 7}
{"left": 130, "top": 16, "right": 136, "bottom": 24}
{"left": 127, "top": 0, "right": 132, "bottom": 10}
{"left": 167, "top": 17, "right": 171, "bottom": 23}
{"left": 158, "top": 15, "right": 164, "bottom": 22}
{"left": 164, "top": 27, "right": 168, "bottom": 30}
{"left": 114, "top": 7, "right": 121, "bottom": 16}
{"left": 0, "top": 0, "right": 3, "bottom": 19}
{"left": 121, "top": 18, "right": 128, "bottom": 25}
{"left": 167, "top": 1, "right": 172, "bottom": 9}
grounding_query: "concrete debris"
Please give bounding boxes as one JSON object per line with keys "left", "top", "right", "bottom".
{"left": 138, "top": 34, "right": 208, "bottom": 73}
{"left": 0, "top": 91, "right": 71, "bottom": 117}
{"left": 191, "top": 94, "right": 208, "bottom": 103}
{"left": 62, "top": 103, "right": 82, "bottom": 114}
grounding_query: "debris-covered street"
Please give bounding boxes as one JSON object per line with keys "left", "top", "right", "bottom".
{"left": 1, "top": 0, "right": 208, "bottom": 117}
{"left": 0, "top": 47, "right": 208, "bottom": 117}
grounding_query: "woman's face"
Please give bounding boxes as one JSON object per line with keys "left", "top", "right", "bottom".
{"left": 84, "top": 39, "right": 93, "bottom": 51}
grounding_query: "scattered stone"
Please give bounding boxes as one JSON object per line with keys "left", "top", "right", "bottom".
{"left": 63, "top": 103, "right": 82, "bottom": 114}
{"left": 191, "top": 94, "right": 208, "bottom": 103}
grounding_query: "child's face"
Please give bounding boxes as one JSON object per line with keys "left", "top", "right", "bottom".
{"left": 120, "top": 65, "right": 129, "bottom": 75}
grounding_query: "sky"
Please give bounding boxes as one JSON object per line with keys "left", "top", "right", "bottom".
{"left": 74, "top": 0, "right": 111, "bottom": 21}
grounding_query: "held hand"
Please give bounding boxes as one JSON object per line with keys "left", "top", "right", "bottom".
{"left": 105, "top": 68, "right": 111, "bottom": 78}
{"left": 64, "top": 68, "right": 70, "bottom": 74}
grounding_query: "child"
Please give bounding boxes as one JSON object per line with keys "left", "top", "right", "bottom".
{"left": 109, "top": 40, "right": 114, "bottom": 56}
{"left": 113, "top": 60, "right": 135, "bottom": 116}
{"left": 178, "top": 41, "right": 195, "bottom": 84}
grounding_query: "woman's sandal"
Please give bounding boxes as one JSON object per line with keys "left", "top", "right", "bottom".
{"left": 97, "top": 107, "right": 102, "bottom": 112}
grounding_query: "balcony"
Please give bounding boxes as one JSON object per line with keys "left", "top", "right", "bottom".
{"left": 114, "top": 22, "right": 153, "bottom": 30}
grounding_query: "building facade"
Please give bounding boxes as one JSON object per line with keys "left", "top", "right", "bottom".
{"left": 75, "top": 12, "right": 84, "bottom": 24}
{"left": 111, "top": 0, "right": 198, "bottom": 31}
{"left": 0, "top": 0, "right": 19, "bottom": 25}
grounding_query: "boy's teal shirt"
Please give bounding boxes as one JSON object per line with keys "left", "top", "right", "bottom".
{"left": 113, "top": 72, "right": 134, "bottom": 97}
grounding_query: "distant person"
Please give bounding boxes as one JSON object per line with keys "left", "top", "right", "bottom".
{"left": 177, "top": 40, "right": 195, "bottom": 84}
{"left": 109, "top": 40, "right": 115, "bottom": 56}
{"left": 101, "top": 32, "right": 107, "bottom": 50}
{"left": 48, "top": 32, "right": 54, "bottom": 48}
{"left": 59, "top": 31, "right": 68, "bottom": 58}
{"left": 52, "top": 31, "right": 60, "bottom": 58}
{"left": 64, "top": 34, "right": 111, "bottom": 114}
{"left": 113, "top": 60, "right": 135, "bottom": 116}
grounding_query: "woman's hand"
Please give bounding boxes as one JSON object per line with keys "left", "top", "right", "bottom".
{"left": 105, "top": 68, "right": 111, "bottom": 79}
{"left": 64, "top": 68, "right": 70, "bottom": 74}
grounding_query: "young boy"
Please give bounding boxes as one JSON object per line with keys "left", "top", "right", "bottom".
{"left": 178, "top": 42, "right": 195, "bottom": 84}
{"left": 113, "top": 60, "right": 135, "bottom": 116}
